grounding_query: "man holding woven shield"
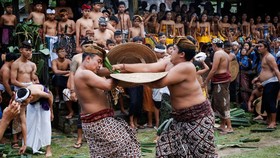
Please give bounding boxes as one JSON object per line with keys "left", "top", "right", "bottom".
{"left": 113, "top": 37, "right": 218, "bottom": 157}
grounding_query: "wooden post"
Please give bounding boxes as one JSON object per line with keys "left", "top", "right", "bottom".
{"left": 128, "top": 0, "right": 138, "bottom": 18}
{"left": 13, "top": 0, "right": 20, "bottom": 22}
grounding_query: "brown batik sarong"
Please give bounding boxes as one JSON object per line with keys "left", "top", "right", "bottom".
{"left": 212, "top": 82, "right": 230, "bottom": 119}
{"left": 156, "top": 100, "right": 218, "bottom": 158}
{"left": 81, "top": 109, "right": 141, "bottom": 158}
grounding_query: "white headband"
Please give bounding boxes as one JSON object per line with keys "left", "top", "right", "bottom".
{"left": 154, "top": 48, "right": 166, "bottom": 53}
{"left": 46, "top": 9, "right": 55, "bottom": 14}
{"left": 15, "top": 88, "right": 30, "bottom": 103}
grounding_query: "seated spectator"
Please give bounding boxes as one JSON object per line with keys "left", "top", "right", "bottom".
{"left": 51, "top": 47, "right": 73, "bottom": 118}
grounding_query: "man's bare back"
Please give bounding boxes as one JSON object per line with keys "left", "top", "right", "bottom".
{"left": 214, "top": 50, "right": 230, "bottom": 74}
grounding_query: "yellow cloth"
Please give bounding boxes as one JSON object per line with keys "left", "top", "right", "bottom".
{"left": 197, "top": 27, "right": 211, "bottom": 43}
{"left": 143, "top": 86, "right": 155, "bottom": 112}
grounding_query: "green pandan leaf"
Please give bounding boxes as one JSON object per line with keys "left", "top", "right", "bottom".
{"left": 39, "top": 48, "right": 50, "bottom": 55}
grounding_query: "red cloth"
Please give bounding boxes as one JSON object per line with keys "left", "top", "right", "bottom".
{"left": 212, "top": 72, "right": 231, "bottom": 83}
{"left": 80, "top": 109, "right": 114, "bottom": 123}
{"left": 82, "top": 4, "right": 91, "bottom": 10}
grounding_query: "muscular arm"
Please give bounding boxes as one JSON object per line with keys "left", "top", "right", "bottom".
{"left": 70, "top": 20, "right": 76, "bottom": 35}
{"left": 75, "top": 20, "right": 81, "bottom": 47}
{"left": 83, "top": 71, "right": 116, "bottom": 91}
{"left": 147, "top": 63, "right": 191, "bottom": 88}
{"left": 51, "top": 60, "right": 70, "bottom": 75}
{"left": 113, "top": 58, "right": 168, "bottom": 73}
{"left": 31, "top": 64, "right": 39, "bottom": 83}
{"left": 10, "top": 62, "right": 24, "bottom": 88}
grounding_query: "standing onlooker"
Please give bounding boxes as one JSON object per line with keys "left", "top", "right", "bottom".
{"left": 75, "top": 4, "right": 94, "bottom": 53}
{"left": 128, "top": 15, "right": 145, "bottom": 41}
{"left": 115, "top": 1, "right": 131, "bottom": 42}
{"left": 57, "top": 9, "right": 76, "bottom": 59}
{"left": 43, "top": 8, "right": 58, "bottom": 65}
{"left": 0, "top": 2, "right": 17, "bottom": 47}
{"left": 203, "top": 38, "right": 233, "bottom": 134}
{"left": 252, "top": 40, "right": 280, "bottom": 129}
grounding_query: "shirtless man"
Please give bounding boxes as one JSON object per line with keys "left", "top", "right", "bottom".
{"left": 43, "top": 9, "right": 58, "bottom": 62}
{"left": 128, "top": 15, "right": 145, "bottom": 41}
{"left": 89, "top": 0, "right": 103, "bottom": 29}
{"left": 115, "top": 1, "right": 131, "bottom": 41}
{"left": 0, "top": 2, "right": 17, "bottom": 46}
{"left": 15, "top": 84, "right": 53, "bottom": 157}
{"left": 113, "top": 38, "right": 217, "bottom": 157}
{"left": 0, "top": 53, "right": 17, "bottom": 99}
{"left": 74, "top": 45, "right": 140, "bottom": 157}
{"left": 93, "top": 17, "right": 114, "bottom": 48}
{"left": 75, "top": 4, "right": 94, "bottom": 53}
{"left": 10, "top": 40, "right": 38, "bottom": 154}
{"left": 58, "top": 9, "right": 75, "bottom": 36}
{"left": 66, "top": 40, "right": 101, "bottom": 148}
{"left": 27, "top": 1, "right": 45, "bottom": 26}
{"left": 58, "top": 9, "right": 76, "bottom": 59}
{"left": 203, "top": 38, "right": 233, "bottom": 134}
{"left": 51, "top": 48, "right": 72, "bottom": 117}
{"left": 252, "top": 40, "right": 280, "bottom": 129}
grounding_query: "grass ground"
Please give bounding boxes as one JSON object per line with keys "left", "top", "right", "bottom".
{"left": 1, "top": 120, "right": 280, "bottom": 158}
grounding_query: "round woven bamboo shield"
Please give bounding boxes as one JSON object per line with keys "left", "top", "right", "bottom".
{"left": 110, "top": 72, "right": 168, "bottom": 87}
{"left": 253, "top": 97, "right": 267, "bottom": 116}
{"left": 229, "top": 60, "right": 239, "bottom": 82}
{"left": 107, "top": 42, "right": 157, "bottom": 64}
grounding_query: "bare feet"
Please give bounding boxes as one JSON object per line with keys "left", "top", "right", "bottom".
{"left": 46, "top": 152, "right": 52, "bottom": 157}
{"left": 253, "top": 115, "right": 264, "bottom": 120}
{"left": 267, "top": 123, "right": 277, "bottom": 129}
{"left": 219, "top": 128, "right": 234, "bottom": 135}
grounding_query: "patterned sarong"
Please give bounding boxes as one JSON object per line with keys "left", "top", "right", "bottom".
{"left": 58, "top": 35, "right": 76, "bottom": 59}
{"left": 212, "top": 82, "right": 230, "bottom": 119}
{"left": 81, "top": 109, "right": 141, "bottom": 158}
{"left": 156, "top": 100, "right": 218, "bottom": 158}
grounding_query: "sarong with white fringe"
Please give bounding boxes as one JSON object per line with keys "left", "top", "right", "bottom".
{"left": 156, "top": 100, "right": 218, "bottom": 158}
{"left": 26, "top": 101, "right": 51, "bottom": 153}
{"left": 81, "top": 109, "right": 141, "bottom": 158}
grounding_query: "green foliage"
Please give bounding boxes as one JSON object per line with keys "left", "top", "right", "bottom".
{"left": 14, "top": 21, "right": 44, "bottom": 52}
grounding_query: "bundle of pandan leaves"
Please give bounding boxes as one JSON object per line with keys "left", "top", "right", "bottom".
{"left": 215, "top": 108, "right": 252, "bottom": 127}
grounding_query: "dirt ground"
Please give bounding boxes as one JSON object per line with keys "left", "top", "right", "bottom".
{"left": 1, "top": 120, "right": 279, "bottom": 158}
